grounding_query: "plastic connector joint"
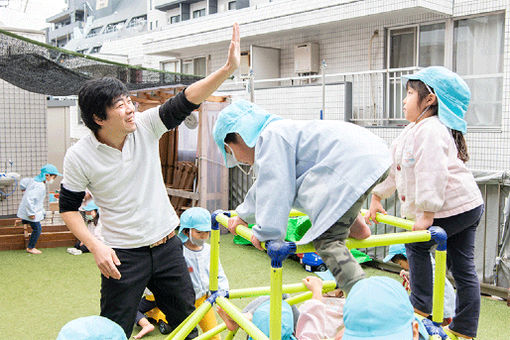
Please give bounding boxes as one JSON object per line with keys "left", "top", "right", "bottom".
{"left": 428, "top": 226, "right": 447, "bottom": 251}
{"left": 211, "top": 210, "right": 229, "bottom": 230}
{"left": 421, "top": 318, "right": 448, "bottom": 339}
{"left": 206, "top": 290, "right": 229, "bottom": 305}
{"left": 266, "top": 240, "right": 297, "bottom": 268}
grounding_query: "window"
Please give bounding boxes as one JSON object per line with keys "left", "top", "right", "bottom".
{"left": 127, "top": 15, "right": 147, "bottom": 28}
{"left": 90, "top": 46, "right": 101, "bottom": 54}
{"left": 161, "top": 61, "right": 181, "bottom": 84}
{"left": 161, "top": 60, "right": 180, "bottom": 73}
{"left": 86, "top": 26, "right": 102, "bottom": 38}
{"left": 419, "top": 23, "right": 445, "bottom": 67}
{"left": 170, "top": 15, "right": 180, "bottom": 24}
{"left": 387, "top": 24, "right": 445, "bottom": 121}
{"left": 181, "top": 57, "right": 206, "bottom": 76}
{"left": 228, "top": 1, "right": 237, "bottom": 10}
{"left": 454, "top": 13, "right": 504, "bottom": 128}
{"left": 192, "top": 9, "right": 205, "bottom": 18}
{"left": 193, "top": 57, "right": 206, "bottom": 76}
{"left": 182, "top": 59, "right": 193, "bottom": 75}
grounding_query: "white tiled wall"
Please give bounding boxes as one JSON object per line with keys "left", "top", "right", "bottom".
{"left": 0, "top": 80, "right": 47, "bottom": 217}
{"left": 104, "top": 0, "right": 509, "bottom": 171}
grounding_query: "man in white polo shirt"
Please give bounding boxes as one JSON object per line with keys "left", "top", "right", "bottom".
{"left": 59, "top": 23, "right": 240, "bottom": 339}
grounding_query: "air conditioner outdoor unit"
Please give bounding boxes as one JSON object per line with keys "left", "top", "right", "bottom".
{"left": 294, "top": 42, "right": 320, "bottom": 74}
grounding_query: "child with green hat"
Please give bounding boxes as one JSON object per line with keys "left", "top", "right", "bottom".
{"left": 366, "top": 66, "right": 484, "bottom": 339}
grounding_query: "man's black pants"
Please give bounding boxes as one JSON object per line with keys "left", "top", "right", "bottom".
{"left": 100, "top": 235, "right": 198, "bottom": 338}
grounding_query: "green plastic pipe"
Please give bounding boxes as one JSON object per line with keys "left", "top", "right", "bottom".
{"left": 192, "top": 323, "right": 227, "bottom": 340}
{"left": 360, "top": 209, "right": 415, "bottom": 230}
{"left": 270, "top": 267, "right": 283, "bottom": 340}
{"left": 216, "top": 297, "right": 269, "bottom": 340}
{"left": 432, "top": 250, "right": 447, "bottom": 324}
{"left": 166, "top": 301, "right": 212, "bottom": 340}
{"left": 209, "top": 226, "right": 220, "bottom": 292}
{"left": 228, "top": 280, "right": 336, "bottom": 299}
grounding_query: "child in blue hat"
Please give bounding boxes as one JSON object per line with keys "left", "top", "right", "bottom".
{"left": 57, "top": 315, "right": 126, "bottom": 340}
{"left": 17, "top": 164, "right": 62, "bottom": 254}
{"left": 133, "top": 207, "right": 229, "bottom": 339}
{"left": 214, "top": 99, "right": 392, "bottom": 295}
{"left": 68, "top": 199, "right": 102, "bottom": 255}
{"left": 366, "top": 66, "right": 484, "bottom": 339}
{"left": 342, "top": 276, "right": 429, "bottom": 340}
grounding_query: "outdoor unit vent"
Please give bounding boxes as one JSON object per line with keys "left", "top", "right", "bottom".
{"left": 294, "top": 42, "right": 319, "bottom": 74}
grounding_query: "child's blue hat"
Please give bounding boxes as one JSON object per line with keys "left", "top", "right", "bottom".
{"left": 213, "top": 100, "right": 282, "bottom": 168}
{"left": 382, "top": 244, "right": 407, "bottom": 263}
{"left": 57, "top": 315, "right": 127, "bottom": 340}
{"left": 33, "top": 163, "right": 62, "bottom": 182}
{"left": 402, "top": 66, "right": 470, "bottom": 134}
{"left": 249, "top": 300, "right": 296, "bottom": 340}
{"left": 83, "top": 200, "right": 99, "bottom": 211}
{"left": 178, "top": 207, "right": 211, "bottom": 242}
{"left": 343, "top": 277, "right": 416, "bottom": 340}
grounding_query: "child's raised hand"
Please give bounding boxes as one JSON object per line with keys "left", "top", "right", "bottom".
{"left": 227, "top": 215, "right": 247, "bottom": 235}
{"left": 364, "top": 195, "right": 386, "bottom": 225}
{"left": 303, "top": 276, "right": 323, "bottom": 289}
{"left": 303, "top": 276, "right": 324, "bottom": 300}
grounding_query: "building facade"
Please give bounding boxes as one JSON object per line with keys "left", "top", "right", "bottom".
{"left": 93, "top": 0, "right": 509, "bottom": 171}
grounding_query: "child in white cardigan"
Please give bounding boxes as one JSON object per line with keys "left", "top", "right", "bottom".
{"left": 365, "top": 67, "right": 483, "bottom": 340}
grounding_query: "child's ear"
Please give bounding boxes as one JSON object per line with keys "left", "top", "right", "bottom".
{"left": 427, "top": 93, "right": 438, "bottom": 106}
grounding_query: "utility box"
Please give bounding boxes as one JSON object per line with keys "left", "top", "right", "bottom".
{"left": 294, "top": 42, "right": 320, "bottom": 74}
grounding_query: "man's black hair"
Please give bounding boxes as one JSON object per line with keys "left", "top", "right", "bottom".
{"left": 78, "top": 77, "right": 129, "bottom": 133}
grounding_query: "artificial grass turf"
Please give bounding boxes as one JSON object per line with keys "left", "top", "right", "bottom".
{"left": 0, "top": 233, "right": 508, "bottom": 339}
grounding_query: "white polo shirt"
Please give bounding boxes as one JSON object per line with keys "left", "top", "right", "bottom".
{"left": 62, "top": 106, "right": 179, "bottom": 248}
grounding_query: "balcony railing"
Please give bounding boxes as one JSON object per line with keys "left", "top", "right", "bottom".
{"left": 220, "top": 66, "right": 420, "bottom": 125}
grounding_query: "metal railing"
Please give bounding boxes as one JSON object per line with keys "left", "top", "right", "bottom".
{"left": 221, "top": 66, "right": 420, "bottom": 125}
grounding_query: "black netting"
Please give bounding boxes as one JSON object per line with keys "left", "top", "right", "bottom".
{"left": 0, "top": 28, "right": 203, "bottom": 96}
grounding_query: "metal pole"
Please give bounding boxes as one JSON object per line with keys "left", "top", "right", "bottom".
{"left": 321, "top": 59, "right": 327, "bottom": 119}
{"left": 249, "top": 68, "right": 255, "bottom": 103}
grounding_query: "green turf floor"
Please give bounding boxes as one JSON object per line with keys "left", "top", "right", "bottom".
{"left": 1, "top": 233, "right": 508, "bottom": 339}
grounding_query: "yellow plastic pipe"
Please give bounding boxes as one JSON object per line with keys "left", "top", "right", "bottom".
{"left": 192, "top": 323, "right": 227, "bottom": 340}
{"left": 228, "top": 280, "right": 336, "bottom": 299}
{"left": 269, "top": 267, "right": 283, "bottom": 340}
{"left": 216, "top": 296, "right": 269, "bottom": 340}
{"left": 432, "top": 250, "right": 447, "bottom": 324}
{"left": 209, "top": 226, "right": 220, "bottom": 292}
{"left": 360, "top": 209, "right": 415, "bottom": 230}
{"left": 165, "top": 301, "right": 212, "bottom": 340}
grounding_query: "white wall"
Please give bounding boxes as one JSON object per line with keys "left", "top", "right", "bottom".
{"left": 100, "top": 0, "right": 510, "bottom": 171}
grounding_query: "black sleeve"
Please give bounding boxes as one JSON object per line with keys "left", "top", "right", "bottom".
{"left": 159, "top": 89, "right": 201, "bottom": 130}
{"left": 59, "top": 184, "right": 86, "bottom": 213}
